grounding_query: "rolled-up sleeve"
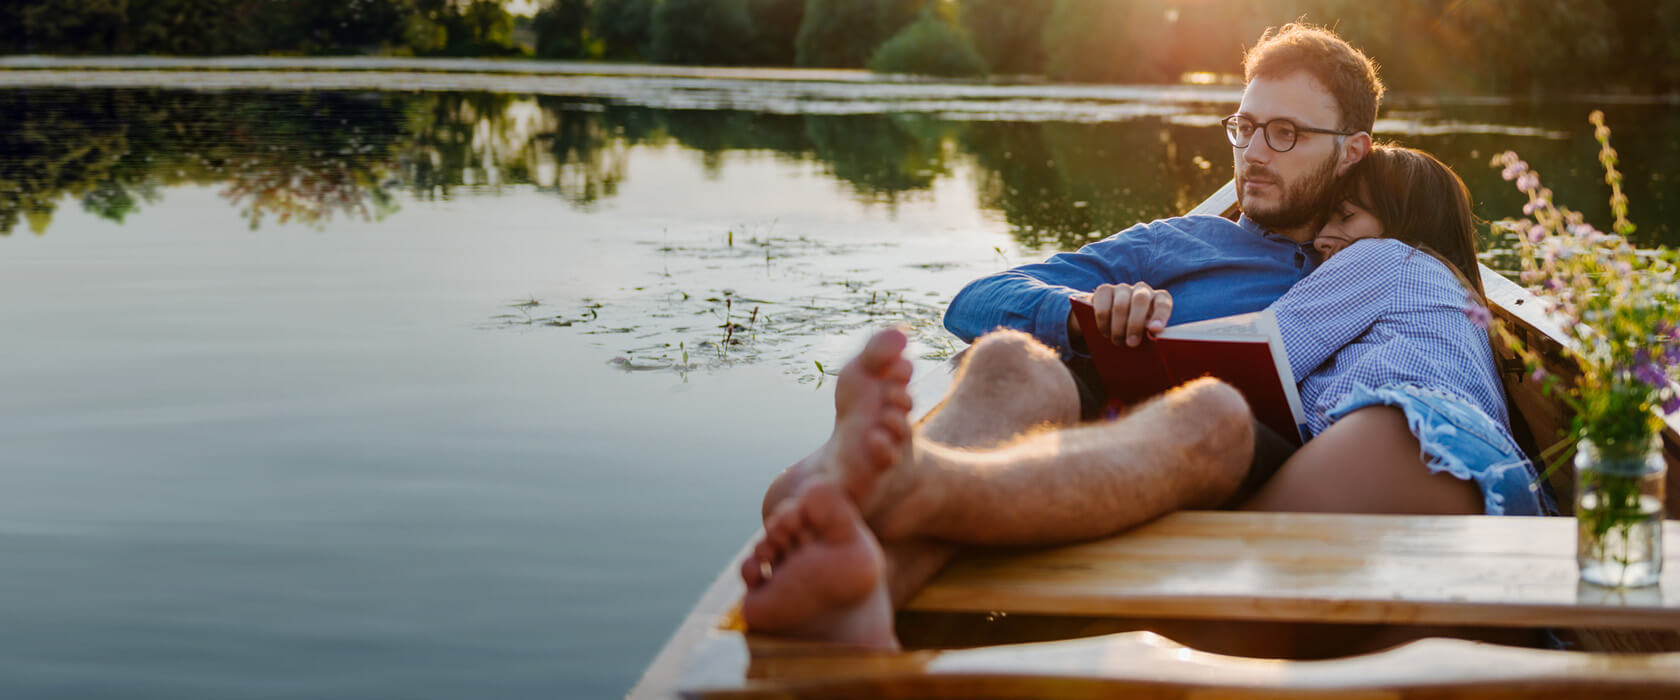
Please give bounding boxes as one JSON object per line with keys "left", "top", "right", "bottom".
{"left": 945, "top": 225, "right": 1158, "bottom": 358}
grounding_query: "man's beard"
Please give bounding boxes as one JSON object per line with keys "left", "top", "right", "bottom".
{"left": 1238, "top": 151, "right": 1341, "bottom": 231}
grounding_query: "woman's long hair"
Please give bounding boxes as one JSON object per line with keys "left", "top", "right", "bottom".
{"left": 1340, "top": 144, "right": 1484, "bottom": 296}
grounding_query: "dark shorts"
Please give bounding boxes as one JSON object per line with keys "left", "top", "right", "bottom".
{"left": 1064, "top": 357, "right": 1297, "bottom": 497}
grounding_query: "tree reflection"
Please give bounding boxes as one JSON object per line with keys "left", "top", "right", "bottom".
{"left": 805, "top": 113, "right": 955, "bottom": 205}
{"left": 0, "top": 89, "right": 1672, "bottom": 247}
{"left": 962, "top": 119, "right": 1229, "bottom": 251}
{"left": 0, "top": 90, "right": 132, "bottom": 235}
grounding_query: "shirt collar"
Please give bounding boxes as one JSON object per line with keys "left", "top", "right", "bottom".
{"left": 1238, "top": 213, "right": 1317, "bottom": 250}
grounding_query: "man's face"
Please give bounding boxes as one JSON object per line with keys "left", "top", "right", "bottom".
{"left": 1232, "top": 72, "right": 1349, "bottom": 232}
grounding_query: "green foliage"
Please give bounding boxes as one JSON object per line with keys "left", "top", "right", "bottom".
{"left": 589, "top": 0, "right": 655, "bottom": 60}
{"left": 534, "top": 0, "right": 591, "bottom": 59}
{"left": 9, "top": 0, "right": 1680, "bottom": 94}
{"left": 649, "top": 0, "right": 756, "bottom": 65}
{"left": 1042, "top": 0, "right": 1172, "bottom": 83}
{"left": 796, "top": 0, "right": 927, "bottom": 68}
{"left": 868, "top": 13, "right": 988, "bottom": 78}
{"left": 957, "top": 0, "right": 1048, "bottom": 75}
{"left": 744, "top": 0, "right": 805, "bottom": 65}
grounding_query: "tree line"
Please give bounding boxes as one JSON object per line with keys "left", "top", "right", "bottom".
{"left": 6, "top": 0, "right": 1680, "bottom": 92}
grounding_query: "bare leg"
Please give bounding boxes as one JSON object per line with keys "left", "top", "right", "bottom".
{"left": 1242, "top": 406, "right": 1482, "bottom": 515}
{"left": 880, "top": 330, "right": 1082, "bottom": 606}
{"left": 869, "top": 376, "right": 1254, "bottom": 544}
{"left": 762, "top": 329, "right": 1079, "bottom": 520}
{"left": 742, "top": 330, "right": 1257, "bottom": 645}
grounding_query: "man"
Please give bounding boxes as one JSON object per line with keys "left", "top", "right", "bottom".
{"left": 742, "top": 24, "right": 1484, "bottom": 654}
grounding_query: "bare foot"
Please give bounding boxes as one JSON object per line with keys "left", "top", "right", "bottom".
{"left": 765, "top": 328, "right": 917, "bottom": 521}
{"left": 740, "top": 481, "right": 898, "bottom": 650}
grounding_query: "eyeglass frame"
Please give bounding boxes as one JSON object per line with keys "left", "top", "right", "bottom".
{"left": 1220, "top": 114, "right": 1359, "bottom": 153}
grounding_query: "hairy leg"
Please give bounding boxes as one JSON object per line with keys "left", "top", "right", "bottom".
{"left": 876, "top": 376, "right": 1255, "bottom": 545}
{"left": 879, "top": 329, "right": 1082, "bottom": 606}
{"left": 761, "top": 329, "right": 1080, "bottom": 520}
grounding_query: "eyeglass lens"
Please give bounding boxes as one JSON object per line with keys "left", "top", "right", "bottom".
{"left": 1224, "top": 117, "right": 1297, "bottom": 152}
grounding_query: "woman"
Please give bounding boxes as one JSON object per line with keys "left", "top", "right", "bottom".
{"left": 1246, "top": 144, "right": 1552, "bottom": 517}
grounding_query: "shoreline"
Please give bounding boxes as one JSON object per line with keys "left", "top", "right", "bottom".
{"left": 3, "top": 56, "right": 1676, "bottom": 106}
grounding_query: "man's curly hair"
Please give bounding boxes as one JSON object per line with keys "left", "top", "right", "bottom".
{"left": 1244, "top": 23, "right": 1384, "bottom": 134}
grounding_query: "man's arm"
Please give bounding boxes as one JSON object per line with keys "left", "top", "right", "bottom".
{"left": 944, "top": 223, "right": 1162, "bottom": 358}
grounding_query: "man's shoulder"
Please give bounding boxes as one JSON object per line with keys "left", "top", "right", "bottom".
{"left": 1112, "top": 214, "right": 1246, "bottom": 242}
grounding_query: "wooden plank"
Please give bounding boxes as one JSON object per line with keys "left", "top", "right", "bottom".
{"left": 1185, "top": 179, "right": 1239, "bottom": 219}
{"left": 908, "top": 511, "right": 1680, "bottom": 629}
{"left": 688, "top": 630, "right": 1680, "bottom": 699}
{"left": 629, "top": 541, "right": 753, "bottom": 699}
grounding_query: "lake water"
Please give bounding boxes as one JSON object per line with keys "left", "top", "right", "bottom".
{"left": 2, "top": 68, "right": 1677, "bottom": 698}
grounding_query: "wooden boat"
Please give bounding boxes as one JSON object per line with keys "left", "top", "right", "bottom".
{"left": 630, "top": 181, "right": 1680, "bottom": 698}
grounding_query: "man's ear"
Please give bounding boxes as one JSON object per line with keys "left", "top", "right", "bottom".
{"left": 1336, "top": 131, "right": 1372, "bottom": 176}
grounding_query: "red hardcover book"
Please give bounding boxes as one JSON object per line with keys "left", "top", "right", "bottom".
{"left": 1070, "top": 298, "right": 1308, "bottom": 445}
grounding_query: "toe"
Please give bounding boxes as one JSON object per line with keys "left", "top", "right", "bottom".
{"left": 886, "top": 357, "right": 913, "bottom": 385}
{"left": 797, "top": 482, "right": 861, "bottom": 545}
{"left": 879, "top": 409, "right": 911, "bottom": 443}
{"left": 860, "top": 328, "right": 908, "bottom": 372}
{"left": 741, "top": 552, "right": 766, "bottom": 588}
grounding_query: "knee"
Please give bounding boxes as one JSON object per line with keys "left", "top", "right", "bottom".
{"left": 1173, "top": 378, "right": 1250, "bottom": 424}
{"left": 962, "top": 330, "right": 1065, "bottom": 385}
{"left": 1171, "top": 378, "right": 1255, "bottom": 455}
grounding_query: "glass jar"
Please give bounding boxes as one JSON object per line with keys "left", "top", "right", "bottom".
{"left": 1575, "top": 436, "right": 1667, "bottom": 587}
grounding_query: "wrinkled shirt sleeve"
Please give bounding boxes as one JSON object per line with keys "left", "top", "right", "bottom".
{"left": 944, "top": 224, "right": 1158, "bottom": 358}
{"left": 1270, "top": 239, "right": 1405, "bottom": 379}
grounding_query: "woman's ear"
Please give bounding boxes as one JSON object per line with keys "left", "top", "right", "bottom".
{"left": 1336, "top": 131, "right": 1372, "bottom": 176}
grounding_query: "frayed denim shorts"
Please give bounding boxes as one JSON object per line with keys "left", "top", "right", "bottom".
{"left": 1327, "top": 383, "right": 1555, "bottom": 516}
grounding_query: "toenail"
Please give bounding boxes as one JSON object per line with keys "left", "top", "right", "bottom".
{"left": 759, "top": 561, "right": 773, "bottom": 579}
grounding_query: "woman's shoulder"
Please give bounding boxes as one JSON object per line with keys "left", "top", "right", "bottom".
{"left": 1328, "top": 239, "right": 1458, "bottom": 278}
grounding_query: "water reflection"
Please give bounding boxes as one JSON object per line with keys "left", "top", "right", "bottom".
{"left": 1, "top": 87, "right": 1676, "bottom": 247}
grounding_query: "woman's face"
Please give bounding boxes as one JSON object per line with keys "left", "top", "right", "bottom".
{"left": 1314, "top": 198, "right": 1383, "bottom": 259}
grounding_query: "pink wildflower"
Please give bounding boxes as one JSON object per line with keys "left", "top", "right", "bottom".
{"left": 1516, "top": 173, "right": 1540, "bottom": 191}
{"left": 1527, "top": 224, "right": 1545, "bottom": 242}
{"left": 1462, "top": 299, "right": 1492, "bottom": 329}
{"left": 1530, "top": 368, "right": 1548, "bottom": 383}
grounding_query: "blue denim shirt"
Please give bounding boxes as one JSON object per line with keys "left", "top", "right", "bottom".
{"left": 944, "top": 215, "right": 1319, "bottom": 358}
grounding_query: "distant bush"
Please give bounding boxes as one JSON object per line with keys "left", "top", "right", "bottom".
{"left": 797, "top": 0, "right": 925, "bottom": 68}
{"left": 957, "top": 0, "right": 1049, "bottom": 75}
{"left": 534, "top": 0, "right": 591, "bottom": 59}
{"left": 648, "top": 0, "right": 756, "bottom": 65}
{"left": 590, "top": 0, "right": 656, "bottom": 60}
{"left": 1042, "top": 0, "right": 1171, "bottom": 83}
{"left": 868, "top": 13, "right": 988, "bottom": 78}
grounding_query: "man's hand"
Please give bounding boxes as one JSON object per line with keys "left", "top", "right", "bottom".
{"left": 1068, "top": 283, "right": 1173, "bottom": 348}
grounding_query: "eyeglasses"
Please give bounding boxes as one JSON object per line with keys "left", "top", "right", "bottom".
{"left": 1221, "top": 114, "right": 1357, "bottom": 153}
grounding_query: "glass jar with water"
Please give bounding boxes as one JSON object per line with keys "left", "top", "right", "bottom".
{"left": 1575, "top": 437, "right": 1666, "bottom": 588}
